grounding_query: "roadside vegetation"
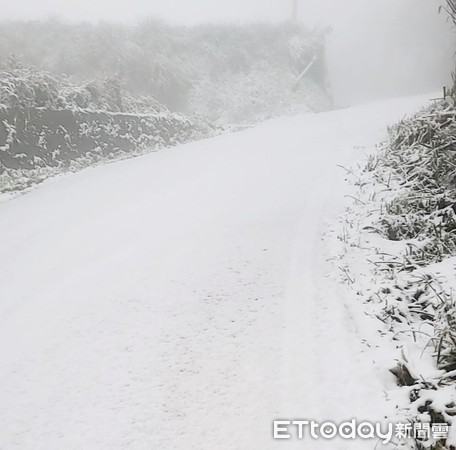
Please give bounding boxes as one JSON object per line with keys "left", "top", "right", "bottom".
{"left": 333, "top": 6, "right": 456, "bottom": 449}
{"left": 372, "top": 98, "right": 456, "bottom": 450}
{"left": 336, "top": 89, "right": 456, "bottom": 450}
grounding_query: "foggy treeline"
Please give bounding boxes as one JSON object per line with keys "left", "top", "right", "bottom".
{"left": 2, "top": 0, "right": 454, "bottom": 121}
{"left": 0, "top": 19, "right": 331, "bottom": 124}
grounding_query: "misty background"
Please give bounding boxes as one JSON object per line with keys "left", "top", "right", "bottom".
{"left": 1, "top": 0, "right": 454, "bottom": 105}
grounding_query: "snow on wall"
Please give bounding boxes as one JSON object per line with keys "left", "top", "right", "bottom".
{"left": 0, "top": 108, "right": 208, "bottom": 192}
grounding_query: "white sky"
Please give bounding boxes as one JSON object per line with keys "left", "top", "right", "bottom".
{"left": 1, "top": 0, "right": 343, "bottom": 26}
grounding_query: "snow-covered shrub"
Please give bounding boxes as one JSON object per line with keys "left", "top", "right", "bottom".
{"left": 188, "top": 65, "right": 329, "bottom": 125}
{"left": 373, "top": 100, "right": 456, "bottom": 384}
{"left": 376, "top": 100, "right": 456, "bottom": 264}
{"left": 333, "top": 98, "right": 456, "bottom": 450}
{"left": 0, "top": 66, "right": 165, "bottom": 115}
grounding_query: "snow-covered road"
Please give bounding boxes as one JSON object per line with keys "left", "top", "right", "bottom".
{"left": 0, "top": 96, "right": 429, "bottom": 449}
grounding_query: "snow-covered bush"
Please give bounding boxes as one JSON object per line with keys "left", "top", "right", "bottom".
{"left": 0, "top": 65, "right": 165, "bottom": 114}
{"left": 378, "top": 100, "right": 456, "bottom": 265}
{"left": 188, "top": 65, "right": 329, "bottom": 125}
{"left": 333, "top": 98, "right": 456, "bottom": 450}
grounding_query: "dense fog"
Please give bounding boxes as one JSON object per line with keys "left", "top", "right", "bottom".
{"left": 2, "top": 0, "right": 454, "bottom": 106}
{"left": 320, "top": 0, "right": 455, "bottom": 105}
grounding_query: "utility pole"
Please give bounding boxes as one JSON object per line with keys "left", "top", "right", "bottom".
{"left": 291, "top": 0, "right": 299, "bottom": 22}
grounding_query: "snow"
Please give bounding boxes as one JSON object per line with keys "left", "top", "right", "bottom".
{"left": 0, "top": 94, "right": 431, "bottom": 449}
{"left": 329, "top": 99, "right": 456, "bottom": 449}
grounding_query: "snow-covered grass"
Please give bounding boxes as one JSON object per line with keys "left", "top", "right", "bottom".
{"left": 333, "top": 97, "right": 456, "bottom": 450}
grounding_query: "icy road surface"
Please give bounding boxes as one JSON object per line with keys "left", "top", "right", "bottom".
{"left": 0, "top": 96, "right": 429, "bottom": 449}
